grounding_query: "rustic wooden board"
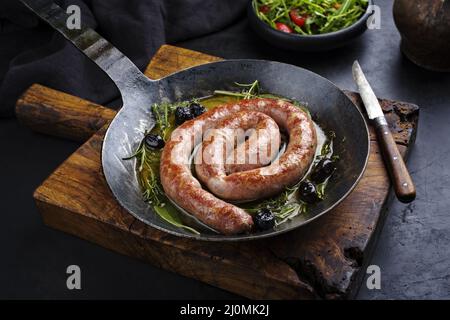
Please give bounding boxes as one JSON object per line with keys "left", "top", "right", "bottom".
{"left": 17, "top": 45, "right": 419, "bottom": 299}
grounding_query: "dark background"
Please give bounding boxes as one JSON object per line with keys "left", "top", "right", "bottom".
{"left": 1, "top": 0, "right": 450, "bottom": 299}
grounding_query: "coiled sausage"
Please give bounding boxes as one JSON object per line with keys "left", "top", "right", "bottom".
{"left": 159, "top": 98, "right": 317, "bottom": 234}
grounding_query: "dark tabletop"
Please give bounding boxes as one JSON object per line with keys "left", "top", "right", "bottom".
{"left": 1, "top": 0, "right": 450, "bottom": 299}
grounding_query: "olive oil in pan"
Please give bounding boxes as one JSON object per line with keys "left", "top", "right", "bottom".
{"left": 134, "top": 94, "right": 336, "bottom": 234}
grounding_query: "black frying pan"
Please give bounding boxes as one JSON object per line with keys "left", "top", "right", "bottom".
{"left": 20, "top": 0, "right": 370, "bottom": 241}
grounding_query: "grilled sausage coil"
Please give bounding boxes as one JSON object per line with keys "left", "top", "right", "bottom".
{"left": 160, "top": 98, "right": 317, "bottom": 234}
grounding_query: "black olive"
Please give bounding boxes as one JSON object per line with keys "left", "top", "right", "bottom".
{"left": 254, "top": 208, "right": 275, "bottom": 231}
{"left": 298, "top": 180, "right": 320, "bottom": 204}
{"left": 175, "top": 106, "right": 194, "bottom": 125}
{"left": 144, "top": 133, "right": 165, "bottom": 149}
{"left": 190, "top": 102, "right": 207, "bottom": 117}
{"left": 310, "top": 158, "right": 336, "bottom": 184}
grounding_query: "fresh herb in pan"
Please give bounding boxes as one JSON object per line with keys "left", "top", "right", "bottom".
{"left": 253, "top": 0, "right": 369, "bottom": 35}
{"left": 151, "top": 101, "right": 184, "bottom": 139}
{"left": 151, "top": 102, "right": 174, "bottom": 140}
{"left": 124, "top": 100, "right": 202, "bottom": 235}
{"left": 214, "top": 80, "right": 261, "bottom": 99}
{"left": 124, "top": 140, "right": 200, "bottom": 235}
{"left": 244, "top": 184, "right": 307, "bottom": 228}
{"left": 243, "top": 131, "right": 337, "bottom": 227}
{"left": 214, "top": 80, "right": 311, "bottom": 117}
{"left": 215, "top": 80, "right": 304, "bottom": 103}
{"left": 126, "top": 81, "right": 338, "bottom": 234}
{"left": 124, "top": 136, "right": 164, "bottom": 206}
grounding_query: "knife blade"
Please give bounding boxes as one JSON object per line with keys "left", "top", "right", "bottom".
{"left": 352, "top": 61, "right": 385, "bottom": 120}
{"left": 352, "top": 60, "right": 416, "bottom": 203}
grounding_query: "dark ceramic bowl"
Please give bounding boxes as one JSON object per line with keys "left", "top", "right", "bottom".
{"left": 248, "top": 0, "right": 374, "bottom": 52}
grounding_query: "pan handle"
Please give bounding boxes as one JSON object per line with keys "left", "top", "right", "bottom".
{"left": 19, "top": 0, "right": 150, "bottom": 96}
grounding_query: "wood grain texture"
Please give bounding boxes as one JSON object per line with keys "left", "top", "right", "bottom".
{"left": 35, "top": 126, "right": 314, "bottom": 299}
{"left": 27, "top": 45, "right": 419, "bottom": 299}
{"left": 16, "top": 84, "right": 115, "bottom": 142}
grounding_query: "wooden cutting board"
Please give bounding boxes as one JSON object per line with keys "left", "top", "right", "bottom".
{"left": 15, "top": 45, "right": 419, "bottom": 299}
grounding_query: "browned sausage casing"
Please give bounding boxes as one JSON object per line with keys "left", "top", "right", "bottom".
{"left": 160, "top": 98, "right": 317, "bottom": 235}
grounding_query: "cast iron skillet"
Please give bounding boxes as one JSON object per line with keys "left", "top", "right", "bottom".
{"left": 21, "top": 0, "right": 370, "bottom": 241}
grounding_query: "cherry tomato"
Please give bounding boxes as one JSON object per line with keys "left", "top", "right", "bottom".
{"left": 289, "top": 9, "right": 306, "bottom": 28}
{"left": 275, "top": 22, "right": 293, "bottom": 33}
{"left": 259, "top": 5, "right": 270, "bottom": 14}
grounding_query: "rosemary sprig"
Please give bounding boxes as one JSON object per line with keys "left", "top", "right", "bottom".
{"left": 318, "top": 131, "right": 336, "bottom": 160}
{"left": 124, "top": 100, "right": 201, "bottom": 234}
{"left": 124, "top": 133, "right": 201, "bottom": 234}
{"left": 151, "top": 101, "right": 182, "bottom": 140}
{"left": 235, "top": 80, "right": 261, "bottom": 99}
{"left": 214, "top": 81, "right": 311, "bottom": 117}
{"left": 244, "top": 181, "right": 307, "bottom": 225}
{"left": 124, "top": 136, "right": 164, "bottom": 206}
{"left": 124, "top": 135, "right": 200, "bottom": 235}
{"left": 214, "top": 80, "right": 261, "bottom": 99}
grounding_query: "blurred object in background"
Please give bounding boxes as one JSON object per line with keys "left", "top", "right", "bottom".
{"left": 393, "top": 0, "right": 450, "bottom": 72}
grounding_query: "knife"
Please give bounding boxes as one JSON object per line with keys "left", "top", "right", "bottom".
{"left": 352, "top": 60, "right": 416, "bottom": 203}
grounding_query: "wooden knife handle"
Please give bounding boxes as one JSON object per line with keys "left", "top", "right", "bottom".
{"left": 15, "top": 84, "right": 116, "bottom": 142}
{"left": 374, "top": 118, "right": 416, "bottom": 203}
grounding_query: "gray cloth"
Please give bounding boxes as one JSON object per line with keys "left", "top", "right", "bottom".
{"left": 0, "top": 0, "right": 247, "bottom": 117}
